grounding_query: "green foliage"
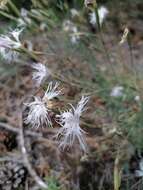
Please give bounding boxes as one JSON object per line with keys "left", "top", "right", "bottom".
{"left": 41, "top": 177, "right": 61, "bottom": 190}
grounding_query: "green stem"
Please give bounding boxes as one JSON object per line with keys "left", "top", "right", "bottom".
{"left": 95, "top": 6, "right": 118, "bottom": 82}
{"left": 8, "top": 0, "right": 20, "bottom": 17}
{"left": 20, "top": 47, "right": 38, "bottom": 61}
{"left": 0, "top": 10, "right": 17, "bottom": 21}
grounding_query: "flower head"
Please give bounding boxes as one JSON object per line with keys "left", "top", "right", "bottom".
{"left": 24, "top": 97, "right": 51, "bottom": 128}
{"left": 70, "top": 9, "right": 79, "bottom": 18}
{"left": 31, "top": 63, "right": 51, "bottom": 86}
{"left": 56, "top": 96, "right": 89, "bottom": 152}
{"left": 110, "top": 86, "right": 124, "bottom": 97}
{"left": 135, "top": 95, "right": 140, "bottom": 102}
{"left": 18, "top": 8, "right": 31, "bottom": 27}
{"left": 63, "top": 20, "right": 74, "bottom": 32}
{"left": 21, "top": 8, "right": 28, "bottom": 17}
{"left": 24, "top": 82, "right": 61, "bottom": 128}
{"left": 70, "top": 26, "right": 80, "bottom": 44}
{"left": 0, "top": 48, "right": 19, "bottom": 63}
{"left": 43, "top": 82, "right": 61, "bottom": 101}
{"left": 89, "top": 6, "right": 108, "bottom": 26}
{"left": 0, "top": 28, "right": 23, "bottom": 62}
{"left": 62, "top": 20, "right": 80, "bottom": 44}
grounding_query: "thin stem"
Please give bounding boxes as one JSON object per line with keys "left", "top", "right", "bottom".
{"left": 18, "top": 112, "right": 48, "bottom": 189}
{"left": 0, "top": 10, "right": 17, "bottom": 21}
{"left": 95, "top": 6, "right": 118, "bottom": 82}
{"left": 7, "top": 0, "right": 20, "bottom": 17}
{"left": 20, "top": 46, "right": 39, "bottom": 61}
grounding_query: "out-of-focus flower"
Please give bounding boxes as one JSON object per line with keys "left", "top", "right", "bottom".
{"left": 21, "top": 8, "right": 28, "bottom": 17}
{"left": 89, "top": 12, "right": 96, "bottom": 25}
{"left": 24, "top": 82, "right": 61, "bottom": 128}
{"left": 18, "top": 8, "right": 31, "bottom": 27}
{"left": 0, "top": 48, "right": 19, "bottom": 63}
{"left": 70, "top": 26, "right": 80, "bottom": 44}
{"left": 0, "top": 0, "right": 8, "bottom": 9}
{"left": 89, "top": 6, "right": 108, "bottom": 26}
{"left": 70, "top": 8, "right": 79, "bottom": 18}
{"left": 134, "top": 95, "right": 140, "bottom": 102}
{"left": 62, "top": 20, "right": 80, "bottom": 44}
{"left": 0, "top": 28, "right": 23, "bottom": 62}
{"left": 119, "top": 28, "right": 129, "bottom": 44}
{"left": 84, "top": 0, "right": 97, "bottom": 9}
{"left": 31, "top": 63, "right": 51, "bottom": 86}
{"left": 40, "top": 23, "right": 47, "bottom": 31}
{"left": 135, "top": 159, "right": 143, "bottom": 177}
{"left": 63, "top": 20, "right": 74, "bottom": 32}
{"left": 56, "top": 96, "right": 89, "bottom": 152}
{"left": 110, "top": 86, "right": 124, "bottom": 97}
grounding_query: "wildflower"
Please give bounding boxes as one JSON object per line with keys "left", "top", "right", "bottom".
{"left": 24, "top": 82, "right": 61, "bottom": 128}
{"left": 21, "top": 8, "right": 28, "bottom": 17}
{"left": 0, "top": 0, "right": 8, "bottom": 9}
{"left": 89, "top": 12, "right": 96, "bottom": 25}
{"left": 70, "top": 26, "right": 80, "bottom": 44}
{"left": 70, "top": 9, "right": 79, "bottom": 18}
{"left": 24, "top": 96, "right": 51, "bottom": 128}
{"left": 63, "top": 20, "right": 74, "bottom": 32}
{"left": 0, "top": 28, "right": 23, "bottom": 62}
{"left": 62, "top": 20, "right": 80, "bottom": 44}
{"left": 84, "top": 0, "right": 97, "bottom": 9}
{"left": 110, "top": 86, "right": 124, "bottom": 97}
{"left": 0, "top": 48, "right": 19, "bottom": 63}
{"left": 31, "top": 63, "right": 51, "bottom": 86}
{"left": 18, "top": 8, "right": 31, "bottom": 26}
{"left": 43, "top": 82, "right": 61, "bottom": 102}
{"left": 134, "top": 95, "right": 140, "bottom": 102}
{"left": 89, "top": 6, "right": 108, "bottom": 26}
{"left": 56, "top": 96, "right": 89, "bottom": 152}
{"left": 135, "top": 159, "right": 143, "bottom": 177}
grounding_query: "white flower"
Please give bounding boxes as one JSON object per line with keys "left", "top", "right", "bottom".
{"left": 21, "top": 8, "right": 28, "bottom": 17}
{"left": 43, "top": 82, "right": 61, "bottom": 101}
{"left": 31, "top": 63, "right": 51, "bottom": 86}
{"left": 0, "top": 48, "right": 19, "bottom": 63}
{"left": 110, "top": 86, "right": 124, "bottom": 97}
{"left": 70, "top": 8, "right": 79, "bottom": 18}
{"left": 18, "top": 8, "right": 31, "bottom": 27}
{"left": 89, "top": 12, "right": 96, "bottom": 25}
{"left": 24, "top": 82, "right": 61, "bottom": 128}
{"left": 0, "top": 0, "right": 8, "bottom": 9}
{"left": 63, "top": 20, "right": 74, "bottom": 32}
{"left": 134, "top": 95, "right": 140, "bottom": 102}
{"left": 135, "top": 159, "right": 143, "bottom": 177}
{"left": 10, "top": 28, "right": 24, "bottom": 43}
{"left": 0, "top": 28, "right": 23, "bottom": 62}
{"left": 62, "top": 20, "right": 80, "bottom": 44}
{"left": 89, "top": 6, "right": 108, "bottom": 26}
{"left": 56, "top": 96, "right": 89, "bottom": 152}
{"left": 70, "top": 26, "right": 80, "bottom": 44}
{"left": 24, "top": 97, "right": 51, "bottom": 128}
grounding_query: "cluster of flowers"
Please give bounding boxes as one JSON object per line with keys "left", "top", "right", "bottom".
{"left": 62, "top": 6, "right": 108, "bottom": 44}
{"left": 0, "top": 27, "right": 89, "bottom": 152}
{"left": 24, "top": 77, "right": 89, "bottom": 152}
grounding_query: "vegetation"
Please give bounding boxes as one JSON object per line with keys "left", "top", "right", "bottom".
{"left": 0, "top": 0, "right": 143, "bottom": 190}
